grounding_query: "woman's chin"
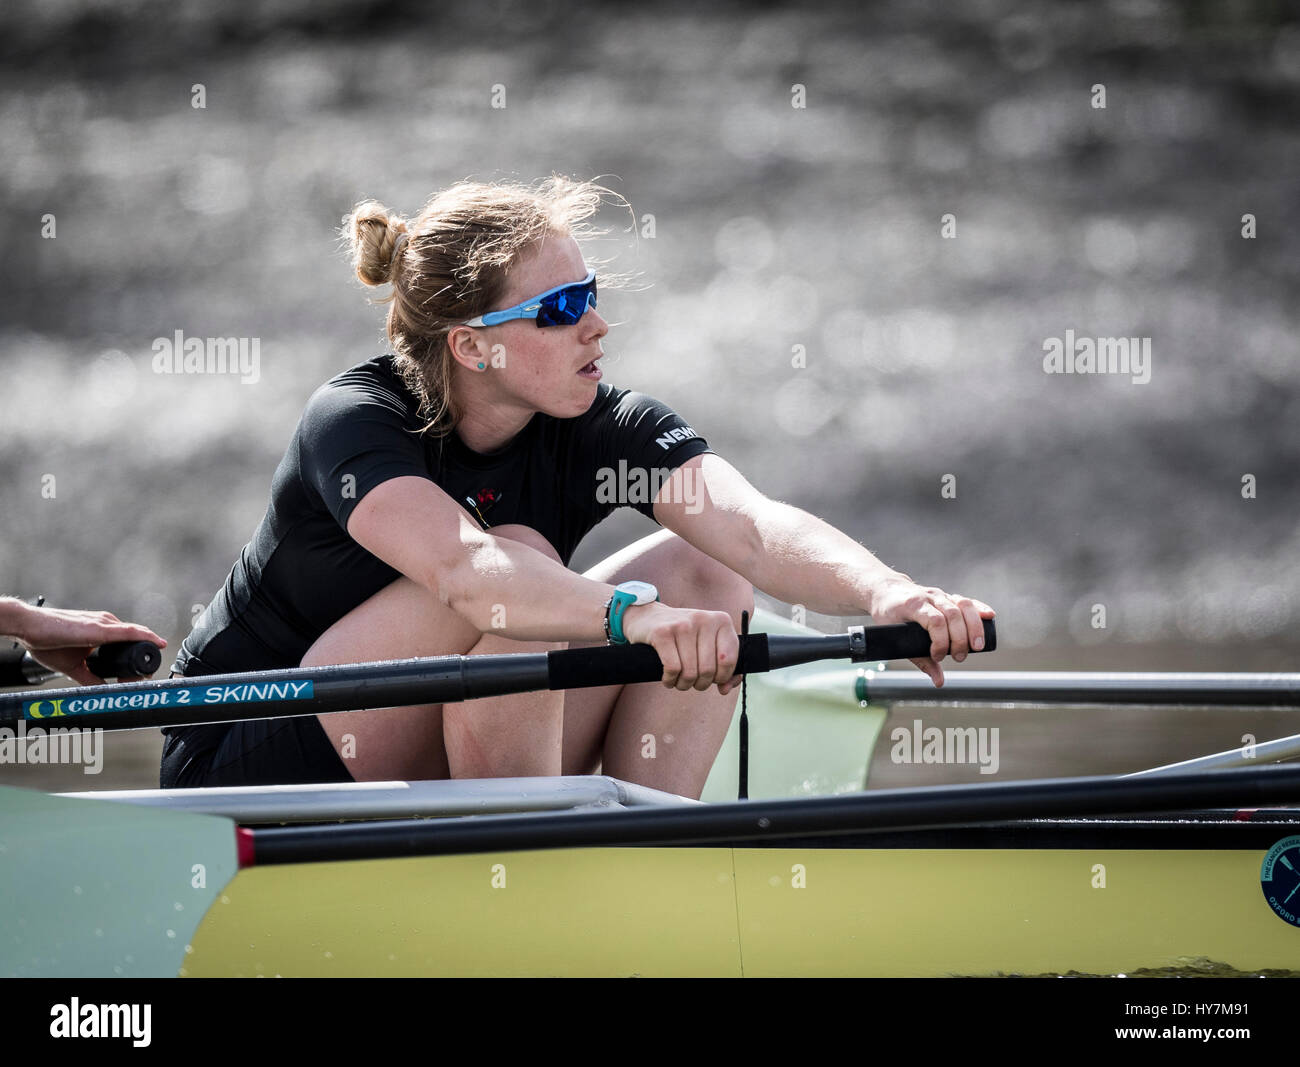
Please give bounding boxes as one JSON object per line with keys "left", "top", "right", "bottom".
{"left": 567, "top": 378, "right": 601, "bottom": 409}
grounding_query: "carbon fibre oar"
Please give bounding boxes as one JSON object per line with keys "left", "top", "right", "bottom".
{"left": 856, "top": 668, "right": 1300, "bottom": 707}
{"left": 1126, "top": 731, "right": 1300, "bottom": 777}
{"left": 0, "top": 619, "right": 996, "bottom": 732}
{"left": 240, "top": 763, "right": 1300, "bottom": 865}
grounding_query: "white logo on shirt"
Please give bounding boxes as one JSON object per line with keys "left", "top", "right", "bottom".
{"left": 654, "top": 426, "right": 698, "bottom": 450}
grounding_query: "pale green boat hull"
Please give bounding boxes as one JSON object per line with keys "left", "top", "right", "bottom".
{"left": 702, "top": 607, "right": 887, "bottom": 801}
{"left": 0, "top": 787, "right": 235, "bottom": 978}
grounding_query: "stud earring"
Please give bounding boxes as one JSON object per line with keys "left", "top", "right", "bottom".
{"left": 477, "top": 362, "right": 485, "bottom": 370}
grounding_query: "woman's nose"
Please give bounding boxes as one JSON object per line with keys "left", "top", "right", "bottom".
{"left": 583, "top": 308, "right": 609, "bottom": 338}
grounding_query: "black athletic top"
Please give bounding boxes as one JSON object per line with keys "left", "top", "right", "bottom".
{"left": 168, "top": 354, "right": 713, "bottom": 679}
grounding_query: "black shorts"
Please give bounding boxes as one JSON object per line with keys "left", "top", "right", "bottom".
{"left": 159, "top": 673, "right": 352, "bottom": 789}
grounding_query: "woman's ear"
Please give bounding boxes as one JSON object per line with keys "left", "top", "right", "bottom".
{"left": 446, "top": 325, "right": 487, "bottom": 370}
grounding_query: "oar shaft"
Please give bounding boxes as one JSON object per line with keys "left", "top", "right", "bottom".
{"left": 2, "top": 653, "right": 493, "bottom": 732}
{"left": 858, "top": 670, "right": 1300, "bottom": 707}
{"left": 1127, "top": 732, "right": 1300, "bottom": 777}
{"left": 0, "top": 620, "right": 996, "bottom": 732}
{"left": 244, "top": 763, "right": 1300, "bottom": 865}
{"left": 0, "top": 629, "right": 825, "bottom": 731}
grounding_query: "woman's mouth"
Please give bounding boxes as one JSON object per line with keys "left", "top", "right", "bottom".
{"left": 577, "top": 359, "right": 602, "bottom": 380}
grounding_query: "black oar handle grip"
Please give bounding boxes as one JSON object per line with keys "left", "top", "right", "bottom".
{"left": 550, "top": 620, "right": 998, "bottom": 691}
{"left": 548, "top": 634, "right": 772, "bottom": 691}
{"left": 0, "top": 640, "right": 162, "bottom": 687}
{"left": 85, "top": 641, "right": 163, "bottom": 680}
{"left": 0, "top": 645, "right": 31, "bottom": 687}
{"left": 857, "top": 619, "right": 997, "bottom": 661}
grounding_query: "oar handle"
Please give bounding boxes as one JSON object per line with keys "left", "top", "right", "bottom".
{"left": 546, "top": 635, "right": 770, "bottom": 691}
{"left": 544, "top": 619, "right": 997, "bottom": 691}
{"left": 86, "top": 641, "right": 164, "bottom": 680}
{"left": 0, "top": 641, "right": 163, "bottom": 687}
{"left": 854, "top": 619, "right": 997, "bottom": 662}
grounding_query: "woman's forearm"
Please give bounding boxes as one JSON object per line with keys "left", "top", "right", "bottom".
{"left": 441, "top": 528, "right": 741, "bottom": 694}
{"left": 347, "top": 480, "right": 617, "bottom": 644}
{"left": 441, "top": 532, "right": 614, "bottom": 642}
{"left": 748, "top": 502, "right": 908, "bottom": 617}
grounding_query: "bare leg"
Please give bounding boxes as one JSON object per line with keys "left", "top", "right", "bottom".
{"left": 304, "top": 523, "right": 750, "bottom": 794}
{"left": 307, "top": 524, "right": 565, "bottom": 782}
{"left": 442, "top": 629, "right": 565, "bottom": 781}
{"left": 561, "top": 529, "right": 754, "bottom": 799}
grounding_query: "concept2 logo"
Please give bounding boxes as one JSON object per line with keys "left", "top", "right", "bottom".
{"left": 22, "top": 681, "right": 314, "bottom": 719}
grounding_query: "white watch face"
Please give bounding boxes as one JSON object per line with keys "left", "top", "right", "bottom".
{"left": 617, "top": 581, "right": 658, "bottom": 604}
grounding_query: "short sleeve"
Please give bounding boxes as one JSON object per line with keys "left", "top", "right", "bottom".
{"left": 298, "top": 375, "right": 430, "bottom": 530}
{"left": 580, "top": 388, "right": 714, "bottom": 521}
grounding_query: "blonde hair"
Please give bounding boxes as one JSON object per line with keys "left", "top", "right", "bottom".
{"left": 343, "top": 176, "right": 626, "bottom": 435}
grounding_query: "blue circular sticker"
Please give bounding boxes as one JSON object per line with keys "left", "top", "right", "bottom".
{"left": 1261, "top": 836, "right": 1300, "bottom": 927}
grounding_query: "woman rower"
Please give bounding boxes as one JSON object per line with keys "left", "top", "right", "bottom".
{"left": 160, "top": 176, "right": 993, "bottom": 798}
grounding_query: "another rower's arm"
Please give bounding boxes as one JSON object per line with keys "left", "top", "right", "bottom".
{"left": 653, "top": 454, "right": 993, "bottom": 682}
{"left": 0, "top": 596, "right": 25, "bottom": 638}
{"left": 0, "top": 595, "right": 166, "bottom": 650}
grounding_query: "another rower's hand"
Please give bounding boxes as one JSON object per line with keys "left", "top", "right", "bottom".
{"left": 27, "top": 646, "right": 110, "bottom": 687}
{"left": 10, "top": 604, "right": 166, "bottom": 686}
{"left": 869, "top": 577, "right": 995, "bottom": 687}
{"left": 620, "top": 602, "right": 741, "bottom": 695}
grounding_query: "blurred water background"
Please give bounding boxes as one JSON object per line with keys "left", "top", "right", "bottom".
{"left": 1, "top": 0, "right": 1297, "bottom": 791}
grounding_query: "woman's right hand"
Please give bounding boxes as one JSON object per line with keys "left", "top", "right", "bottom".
{"left": 620, "top": 602, "right": 741, "bottom": 696}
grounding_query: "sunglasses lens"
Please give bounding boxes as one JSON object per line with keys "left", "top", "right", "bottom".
{"left": 536, "top": 279, "right": 597, "bottom": 327}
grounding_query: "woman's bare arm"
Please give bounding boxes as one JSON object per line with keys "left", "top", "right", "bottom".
{"left": 346, "top": 477, "right": 612, "bottom": 641}
{"left": 345, "top": 476, "right": 740, "bottom": 691}
{"left": 653, "top": 454, "right": 994, "bottom": 685}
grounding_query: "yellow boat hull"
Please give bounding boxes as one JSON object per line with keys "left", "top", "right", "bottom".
{"left": 183, "top": 843, "right": 1300, "bottom": 978}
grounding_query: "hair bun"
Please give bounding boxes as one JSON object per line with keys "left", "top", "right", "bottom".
{"left": 346, "top": 200, "right": 409, "bottom": 286}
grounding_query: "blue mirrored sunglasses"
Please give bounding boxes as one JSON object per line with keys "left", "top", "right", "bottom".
{"left": 462, "top": 270, "right": 597, "bottom": 328}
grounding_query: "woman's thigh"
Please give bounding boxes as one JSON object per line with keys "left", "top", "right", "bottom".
{"left": 306, "top": 573, "right": 480, "bottom": 781}
{"left": 306, "top": 522, "right": 568, "bottom": 782}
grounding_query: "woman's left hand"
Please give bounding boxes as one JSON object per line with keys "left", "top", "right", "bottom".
{"left": 868, "top": 577, "right": 995, "bottom": 686}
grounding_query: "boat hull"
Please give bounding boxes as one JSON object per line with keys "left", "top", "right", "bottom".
{"left": 183, "top": 826, "right": 1300, "bottom": 978}
{"left": 8, "top": 606, "right": 1300, "bottom": 978}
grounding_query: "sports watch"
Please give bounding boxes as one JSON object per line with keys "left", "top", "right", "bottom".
{"left": 605, "top": 581, "right": 659, "bottom": 645}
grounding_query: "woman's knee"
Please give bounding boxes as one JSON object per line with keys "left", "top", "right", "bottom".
{"left": 487, "top": 524, "right": 562, "bottom": 564}
{"left": 302, "top": 573, "right": 477, "bottom": 667}
{"left": 698, "top": 555, "right": 755, "bottom": 626}
{"left": 659, "top": 538, "right": 754, "bottom": 623}
{"left": 474, "top": 525, "right": 567, "bottom": 651}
